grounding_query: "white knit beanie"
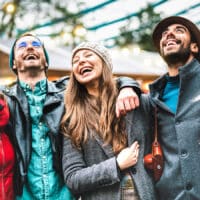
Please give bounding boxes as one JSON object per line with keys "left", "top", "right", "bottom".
{"left": 71, "top": 41, "right": 113, "bottom": 70}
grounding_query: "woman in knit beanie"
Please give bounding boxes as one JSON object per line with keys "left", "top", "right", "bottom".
{"left": 61, "top": 42, "right": 157, "bottom": 200}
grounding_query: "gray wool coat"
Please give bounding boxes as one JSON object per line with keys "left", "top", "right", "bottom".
{"left": 148, "top": 58, "right": 200, "bottom": 200}
{"left": 62, "top": 95, "right": 157, "bottom": 200}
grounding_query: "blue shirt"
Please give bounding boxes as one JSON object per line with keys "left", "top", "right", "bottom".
{"left": 162, "top": 75, "right": 180, "bottom": 113}
{"left": 16, "top": 79, "right": 74, "bottom": 200}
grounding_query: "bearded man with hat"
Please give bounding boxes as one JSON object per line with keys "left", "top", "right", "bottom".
{"left": 1, "top": 32, "right": 140, "bottom": 199}
{"left": 136, "top": 16, "right": 200, "bottom": 200}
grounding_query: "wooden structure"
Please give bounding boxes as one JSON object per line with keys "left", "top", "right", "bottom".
{"left": 0, "top": 38, "right": 167, "bottom": 91}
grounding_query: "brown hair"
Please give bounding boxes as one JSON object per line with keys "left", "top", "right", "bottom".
{"left": 61, "top": 61, "right": 127, "bottom": 154}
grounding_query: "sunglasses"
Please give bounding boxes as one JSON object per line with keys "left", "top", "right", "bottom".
{"left": 16, "top": 40, "right": 42, "bottom": 49}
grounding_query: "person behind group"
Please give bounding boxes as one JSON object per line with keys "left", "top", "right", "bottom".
{"left": 61, "top": 42, "right": 156, "bottom": 200}
{"left": 2, "top": 33, "right": 141, "bottom": 199}
{"left": 121, "top": 16, "right": 200, "bottom": 200}
{"left": 0, "top": 92, "right": 15, "bottom": 200}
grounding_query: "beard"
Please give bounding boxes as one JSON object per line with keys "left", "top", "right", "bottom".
{"left": 15, "top": 59, "right": 47, "bottom": 72}
{"left": 160, "top": 41, "right": 191, "bottom": 67}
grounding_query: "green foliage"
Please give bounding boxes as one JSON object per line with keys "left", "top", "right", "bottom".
{"left": 0, "top": 1, "right": 162, "bottom": 51}
{"left": 0, "top": 0, "right": 82, "bottom": 37}
{"left": 137, "top": 4, "right": 162, "bottom": 51}
{"left": 114, "top": 4, "right": 162, "bottom": 51}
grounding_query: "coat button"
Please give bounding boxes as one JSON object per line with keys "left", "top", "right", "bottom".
{"left": 175, "top": 120, "right": 181, "bottom": 125}
{"left": 180, "top": 150, "right": 188, "bottom": 158}
{"left": 186, "top": 183, "right": 192, "bottom": 190}
{"left": 132, "top": 167, "right": 137, "bottom": 174}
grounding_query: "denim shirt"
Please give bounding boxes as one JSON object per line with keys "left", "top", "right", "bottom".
{"left": 16, "top": 79, "right": 74, "bottom": 200}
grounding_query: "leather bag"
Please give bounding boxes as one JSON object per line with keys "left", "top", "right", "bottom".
{"left": 144, "top": 108, "right": 164, "bottom": 181}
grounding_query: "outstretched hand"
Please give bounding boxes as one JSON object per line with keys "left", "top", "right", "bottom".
{"left": 116, "top": 87, "right": 140, "bottom": 118}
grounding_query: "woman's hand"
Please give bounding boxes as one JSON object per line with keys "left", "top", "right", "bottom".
{"left": 116, "top": 141, "right": 139, "bottom": 170}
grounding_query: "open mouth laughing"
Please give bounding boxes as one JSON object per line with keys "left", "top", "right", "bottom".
{"left": 79, "top": 66, "right": 93, "bottom": 75}
{"left": 24, "top": 53, "right": 39, "bottom": 61}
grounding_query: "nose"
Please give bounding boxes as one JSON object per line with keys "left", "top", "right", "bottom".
{"left": 78, "top": 55, "right": 87, "bottom": 64}
{"left": 26, "top": 42, "right": 34, "bottom": 49}
{"left": 162, "top": 28, "right": 176, "bottom": 40}
{"left": 166, "top": 31, "right": 175, "bottom": 39}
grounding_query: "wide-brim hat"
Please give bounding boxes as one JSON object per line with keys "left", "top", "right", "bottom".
{"left": 152, "top": 16, "right": 200, "bottom": 61}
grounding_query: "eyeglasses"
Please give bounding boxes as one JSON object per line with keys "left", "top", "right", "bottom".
{"left": 16, "top": 40, "right": 42, "bottom": 49}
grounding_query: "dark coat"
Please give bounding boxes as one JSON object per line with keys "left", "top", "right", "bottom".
{"left": 2, "top": 77, "right": 69, "bottom": 195}
{"left": 149, "top": 59, "right": 200, "bottom": 200}
{"left": 62, "top": 94, "right": 157, "bottom": 200}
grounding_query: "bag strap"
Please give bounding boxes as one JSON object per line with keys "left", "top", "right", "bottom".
{"left": 154, "top": 107, "right": 158, "bottom": 143}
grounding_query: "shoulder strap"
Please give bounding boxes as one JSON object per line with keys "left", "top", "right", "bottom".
{"left": 154, "top": 107, "right": 158, "bottom": 143}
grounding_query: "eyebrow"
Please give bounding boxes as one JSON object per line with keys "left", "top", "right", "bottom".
{"left": 163, "top": 25, "right": 188, "bottom": 33}
{"left": 175, "top": 25, "right": 188, "bottom": 31}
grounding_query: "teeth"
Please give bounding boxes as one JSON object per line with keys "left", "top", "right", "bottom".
{"left": 166, "top": 40, "right": 176, "bottom": 47}
{"left": 80, "top": 67, "right": 92, "bottom": 75}
{"left": 25, "top": 54, "right": 37, "bottom": 60}
{"left": 167, "top": 42, "right": 175, "bottom": 46}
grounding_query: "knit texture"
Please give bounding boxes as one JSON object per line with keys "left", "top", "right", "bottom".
{"left": 71, "top": 42, "right": 113, "bottom": 70}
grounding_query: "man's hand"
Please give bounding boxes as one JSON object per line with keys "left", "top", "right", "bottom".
{"left": 116, "top": 87, "right": 139, "bottom": 118}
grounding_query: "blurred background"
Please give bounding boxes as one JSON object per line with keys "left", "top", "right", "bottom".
{"left": 0, "top": 0, "right": 200, "bottom": 92}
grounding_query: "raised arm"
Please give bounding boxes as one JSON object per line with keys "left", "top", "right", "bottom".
{"left": 116, "top": 76, "right": 141, "bottom": 117}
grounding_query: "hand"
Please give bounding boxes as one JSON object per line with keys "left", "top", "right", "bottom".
{"left": 116, "top": 87, "right": 139, "bottom": 118}
{"left": 116, "top": 141, "right": 140, "bottom": 170}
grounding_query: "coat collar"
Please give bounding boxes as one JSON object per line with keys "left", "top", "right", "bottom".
{"left": 4, "top": 78, "right": 65, "bottom": 97}
{"left": 149, "top": 58, "right": 200, "bottom": 96}
{"left": 149, "top": 58, "right": 200, "bottom": 110}
{"left": 93, "top": 131, "right": 115, "bottom": 158}
{"left": 3, "top": 79, "right": 66, "bottom": 116}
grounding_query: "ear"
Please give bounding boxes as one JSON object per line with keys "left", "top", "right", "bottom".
{"left": 190, "top": 43, "right": 199, "bottom": 53}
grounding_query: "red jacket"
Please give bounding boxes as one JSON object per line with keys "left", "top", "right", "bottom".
{"left": 0, "top": 98, "right": 15, "bottom": 200}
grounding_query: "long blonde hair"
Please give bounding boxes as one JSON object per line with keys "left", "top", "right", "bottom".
{"left": 61, "top": 61, "right": 127, "bottom": 154}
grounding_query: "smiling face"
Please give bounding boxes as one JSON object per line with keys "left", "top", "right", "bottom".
{"left": 13, "top": 35, "right": 48, "bottom": 73}
{"left": 159, "top": 24, "right": 198, "bottom": 66}
{"left": 72, "top": 49, "right": 103, "bottom": 93}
